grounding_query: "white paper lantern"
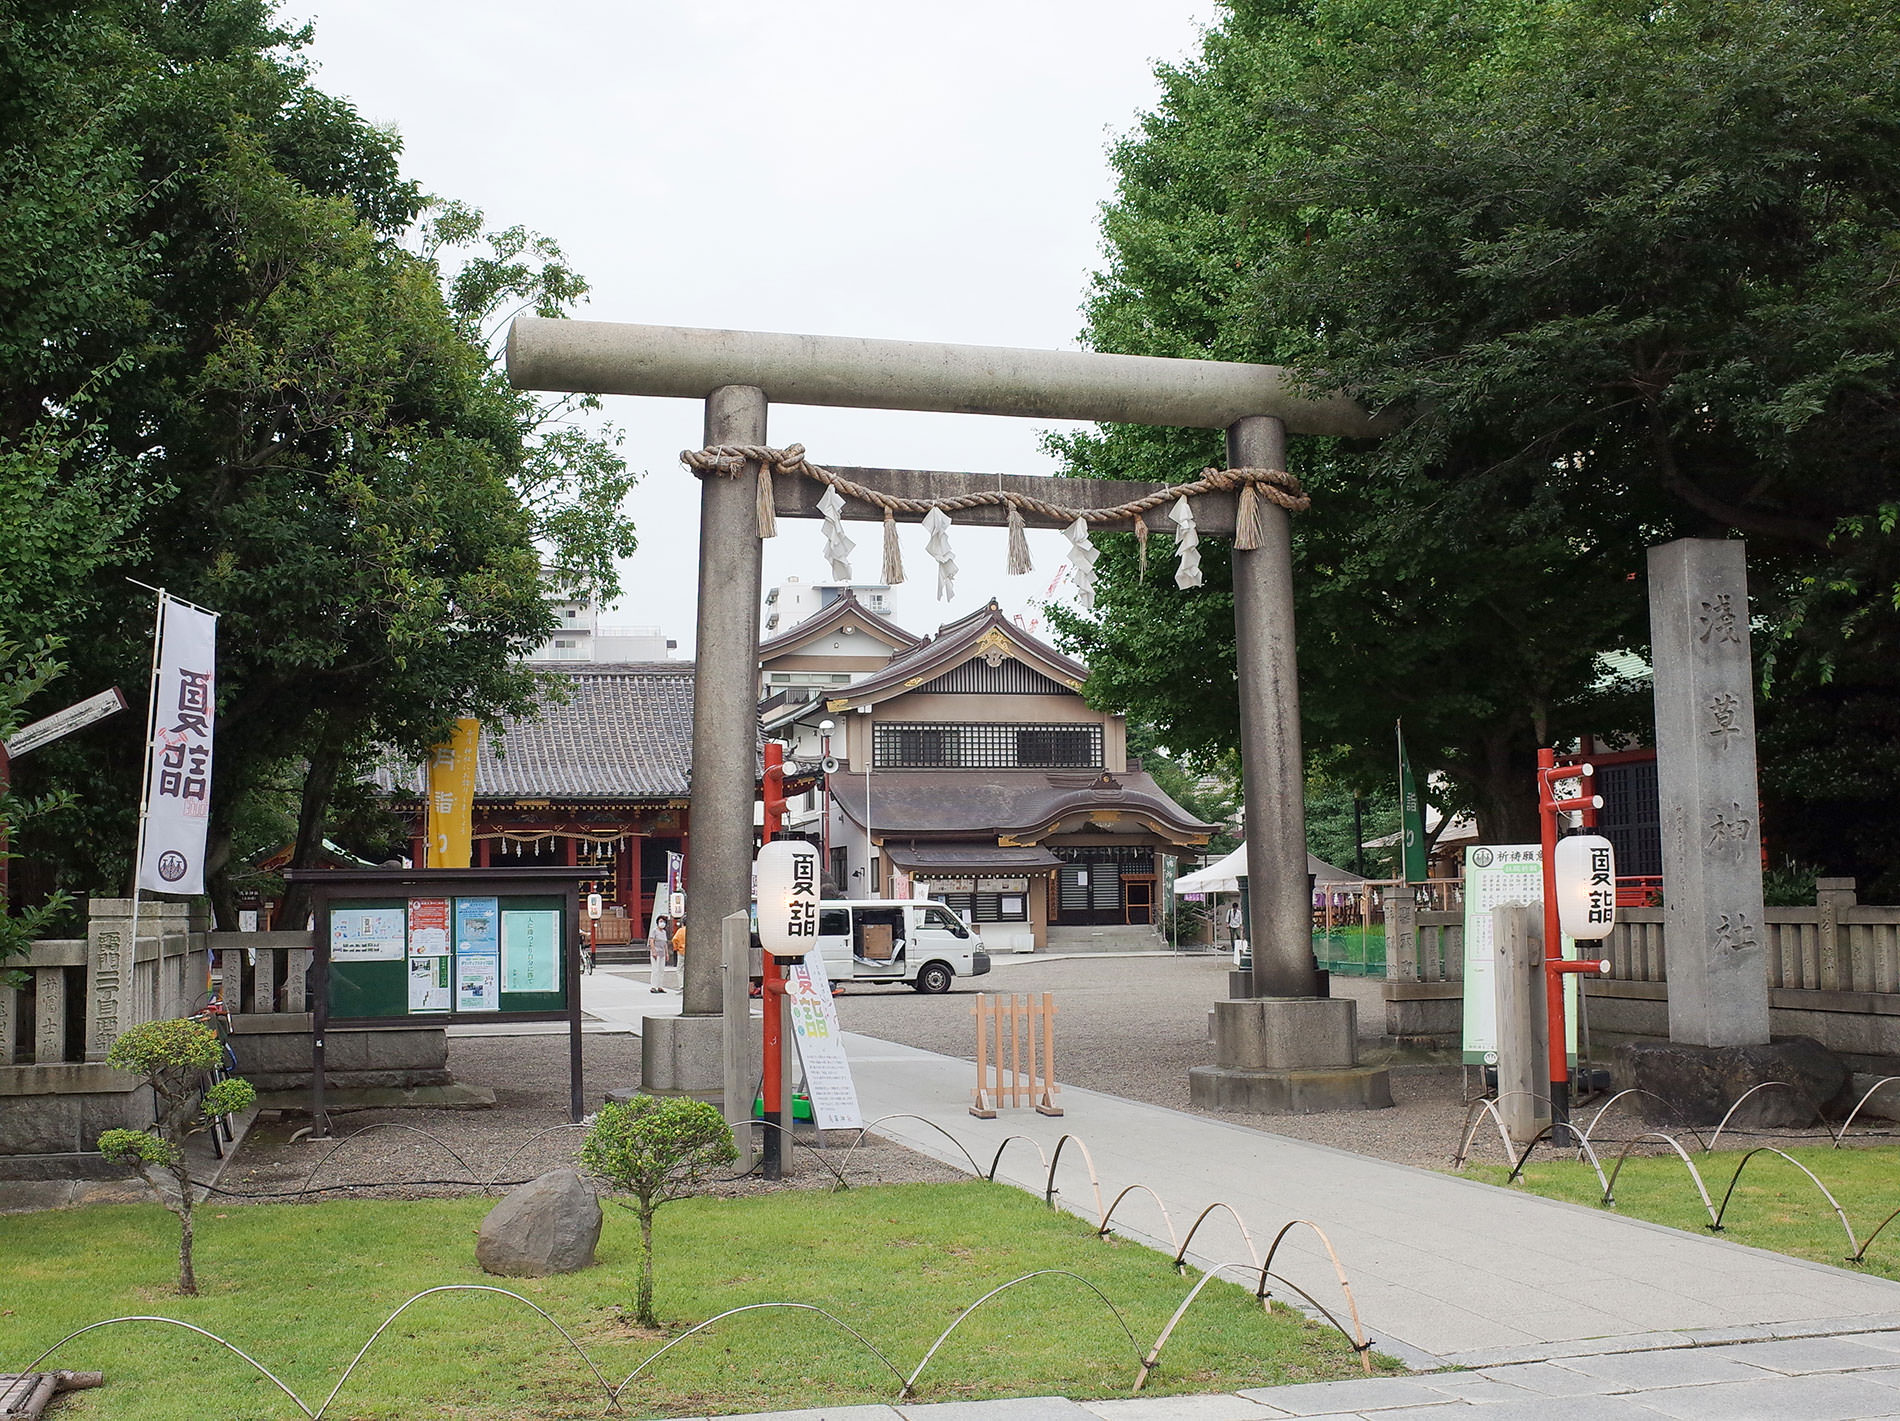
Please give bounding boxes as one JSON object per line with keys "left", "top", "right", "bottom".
{"left": 755, "top": 839, "right": 821, "bottom": 958}
{"left": 1554, "top": 834, "right": 1617, "bottom": 940}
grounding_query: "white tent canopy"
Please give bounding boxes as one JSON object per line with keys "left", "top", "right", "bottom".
{"left": 1174, "top": 842, "right": 1365, "bottom": 895}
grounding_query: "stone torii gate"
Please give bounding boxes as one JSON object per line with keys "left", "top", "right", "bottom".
{"left": 508, "top": 318, "right": 1394, "bottom": 1111}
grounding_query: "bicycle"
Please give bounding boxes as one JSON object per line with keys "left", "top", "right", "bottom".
{"left": 184, "top": 998, "right": 240, "bottom": 1158}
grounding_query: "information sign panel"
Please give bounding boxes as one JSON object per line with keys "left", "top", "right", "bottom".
{"left": 1461, "top": 845, "right": 1580, "bottom": 1064}
{"left": 784, "top": 952, "right": 862, "bottom": 1129}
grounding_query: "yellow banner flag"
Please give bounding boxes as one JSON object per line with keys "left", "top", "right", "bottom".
{"left": 425, "top": 718, "right": 480, "bottom": 868}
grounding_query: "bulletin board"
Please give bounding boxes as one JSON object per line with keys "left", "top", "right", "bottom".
{"left": 289, "top": 866, "right": 592, "bottom": 1027}
{"left": 287, "top": 865, "right": 594, "bottom": 1125}
{"left": 322, "top": 892, "right": 569, "bottom": 1022}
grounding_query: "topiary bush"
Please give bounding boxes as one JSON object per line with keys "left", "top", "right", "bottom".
{"left": 98, "top": 1017, "right": 256, "bottom": 1294}
{"left": 580, "top": 1094, "right": 736, "bottom": 1327}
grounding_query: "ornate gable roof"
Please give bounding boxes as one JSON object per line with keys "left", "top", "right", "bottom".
{"left": 824, "top": 601, "right": 1086, "bottom": 711}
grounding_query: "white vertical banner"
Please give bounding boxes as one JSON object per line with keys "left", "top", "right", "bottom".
{"left": 137, "top": 595, "right": 217, "bottom": 894}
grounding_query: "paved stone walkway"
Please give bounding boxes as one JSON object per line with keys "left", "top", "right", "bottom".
{"left": 841, "top": 1035, "right": 1900, "bottom": 1368}
{"left": 700, "top": 1330, "right": 1900, "bottom": 1419}
{"left": 578, "top": 970, "right": 1900, "bottom": 1415}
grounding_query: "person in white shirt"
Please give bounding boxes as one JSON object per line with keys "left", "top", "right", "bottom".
{"left": 648, "top": 915, "right": 670, "bottom": 993}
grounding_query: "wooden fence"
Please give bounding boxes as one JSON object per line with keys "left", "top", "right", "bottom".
{"left": 969, "top": 992, "right": 1062, "bottom": 1118}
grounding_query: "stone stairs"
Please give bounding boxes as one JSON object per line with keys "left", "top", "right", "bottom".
{"left": 1044, "top": 923, "right": 1166, "bottom": 953}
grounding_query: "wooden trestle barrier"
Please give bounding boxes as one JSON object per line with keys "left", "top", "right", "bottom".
{"left": 970, "top": 992, "right": 1062, "bottom": 1118}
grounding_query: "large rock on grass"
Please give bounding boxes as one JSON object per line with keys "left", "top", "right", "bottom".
{"left": 476, "top": 1169, "right": 601, "bottom": 1277}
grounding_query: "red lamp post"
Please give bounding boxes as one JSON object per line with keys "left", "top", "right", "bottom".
{"left": 1537, "top": 748, "right": 1612, "bottom": 1145}
{"left": 759, "top": 744, "right": 789, "bottom": 1180}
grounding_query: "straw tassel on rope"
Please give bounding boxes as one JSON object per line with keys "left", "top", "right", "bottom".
{"left": 882, "top": 509, "right": 905, "bottom": 585}
{"left": 1133, "top": 512, "right": 1150, "bottom": 579}
{"left": 1005, "top": 502, "right": 1033, "bottom": 576}
{"left": 755, "top": 454, "right": 778, "bottom": 539}
{"left": 1233, "top": 479, "right": 1262, "bottom": 551}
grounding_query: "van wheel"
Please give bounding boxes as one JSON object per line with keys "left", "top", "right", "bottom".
{"left": 915, "top": 961, "right": 954, "bottom": 994}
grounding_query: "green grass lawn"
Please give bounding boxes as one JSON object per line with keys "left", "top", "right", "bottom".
{"left": 1466, "top": 1143, "right": 1900, "bottom": 1279}
{"left": 0, "top": 1182, "right": 1379, "bottom": 1420}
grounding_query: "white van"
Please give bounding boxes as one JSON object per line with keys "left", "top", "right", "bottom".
{"left": 814, "top": 899, "right": 991, "bottom": 993}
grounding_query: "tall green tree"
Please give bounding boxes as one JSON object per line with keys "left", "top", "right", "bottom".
{"left": 0, "top": 0, "right": 638, "bottom": 920}
{"left": 1054, "top": 0, "right": 1900, "bottom": 877}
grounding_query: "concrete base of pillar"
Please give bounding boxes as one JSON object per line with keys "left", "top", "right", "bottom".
{"left": 1189, "top": 1063, "right": 1394, "bottom": 1114}
{"left": 1190, "top": 996, "right": 1392, "bottom": 1115}
{"left": 641, "top": 1014, "right": 728, "bottom": 1101}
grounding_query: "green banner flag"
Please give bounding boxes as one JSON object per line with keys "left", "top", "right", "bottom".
{"left": 1397, "top": 723, "right": 1429, "bottom": 884}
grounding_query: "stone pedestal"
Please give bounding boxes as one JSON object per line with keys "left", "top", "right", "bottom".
{"left": 641, "top": 1013, "right": 729, "bottom": 1101}
{"left": 227, "top": 1014, "right": 450, "bottom": 1091}
{"left": 1189, "top": 998, "right": 1392, "bottom": 1114}
{"left": 1612, "top": 1037, "right": 1851, "bottom": 1127}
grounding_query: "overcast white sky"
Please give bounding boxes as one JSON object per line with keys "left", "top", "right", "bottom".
{"left": 296, "top": 2, "right": 1220, "bottom": 649}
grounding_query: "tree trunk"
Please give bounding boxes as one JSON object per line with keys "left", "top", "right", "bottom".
{"left": 204, "top": 824, "right": 238, "bottom": 930}
{"left": 636, "top": 1204, "right": 656, "bottom": 1328}
{"left": 1459, "top": 724, "right": 1542, "bottom": 845}
{"left": 277, "top": 739, "right": 347, "bottom": 931}
{"left": 172, "top": 1163, "right": 197, "bottom": 1296}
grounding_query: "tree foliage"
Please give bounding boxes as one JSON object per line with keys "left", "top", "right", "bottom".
{"left": 0, "top": 636, "right": 78, "bottom": 974}
{"left": 580, "top": 1095, "right": 737, "bottom": 1328}
{"left": 0, "top": 0, "right": 639, "bottom": 917}
{"left": 99, "top": 1016, "right": 256, "bottom": 1294}
{"left": 1055, "top": 0, "right": 1900, "bottom": 878}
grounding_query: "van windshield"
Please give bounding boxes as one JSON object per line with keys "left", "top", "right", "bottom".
{"left": 924, "top": 907, "right": 970, "bottom": 938}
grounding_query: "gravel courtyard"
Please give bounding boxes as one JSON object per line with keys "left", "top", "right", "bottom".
{"left": 833, "top": 951, "right": 1479, "bottom": 1169}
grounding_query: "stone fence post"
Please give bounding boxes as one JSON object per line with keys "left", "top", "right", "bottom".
{"left": 1816, "top": 877, "right": 1857, "bottom": 994}
{"left": 1383, "top": 888, "right": 1419, "bottom": 982}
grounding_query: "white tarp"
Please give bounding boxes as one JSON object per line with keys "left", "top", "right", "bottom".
{"left": 1173, "top": 842, "right": 1367, "bottom": 894}
{"left": 137, "top": 595, "right": 217, "bottom": 895}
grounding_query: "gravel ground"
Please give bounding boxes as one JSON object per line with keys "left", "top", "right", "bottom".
{"left": 832, "top": 952, "right": 1866, "bottom": 1169}
{"left": 833, "top": 953, "right": 1481, "bottom": 1169}
{"left": 222, "top": 1032, "right": 965, "bottom": 1205}
{"left": 214, "top": 953, "right": 1872, "bottom": 1203}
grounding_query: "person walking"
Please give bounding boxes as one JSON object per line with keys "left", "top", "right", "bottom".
{"left": 647, "top": 914, "right": 670, "bottom": 993}
{"left": 669, "top": 918, "right": 686, "bottom": 993}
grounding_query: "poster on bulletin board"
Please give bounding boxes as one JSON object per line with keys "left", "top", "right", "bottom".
{"left": 331, "top": 906, "right": 406, "bottom": 962}
{"left": 502, "top": 909, "right": 561, "bottom": 993}
{"left": 409, "top": 954, "right": 451, "bottom": 1012}
{"left": 408, "top": 898, "right": 451, "bottom": 955}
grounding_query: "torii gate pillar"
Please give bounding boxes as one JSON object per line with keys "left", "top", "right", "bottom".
{"left": 1229, "top": 414, "right": 1321, "bottom": 999}
{"left": 640, "top": 384, "right": 767, "bottom": 1099}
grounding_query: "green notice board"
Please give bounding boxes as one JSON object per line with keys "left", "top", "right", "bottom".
{"left": 326, "top": 892, "right": 569, "bottom": 1022}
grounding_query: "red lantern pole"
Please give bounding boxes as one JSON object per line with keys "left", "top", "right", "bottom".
{"left": 1537, "top": 749, "right": 1603, "bottom": 1145}
{"left": 760, "top": 743, "right": 786, "bottom": 1180}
